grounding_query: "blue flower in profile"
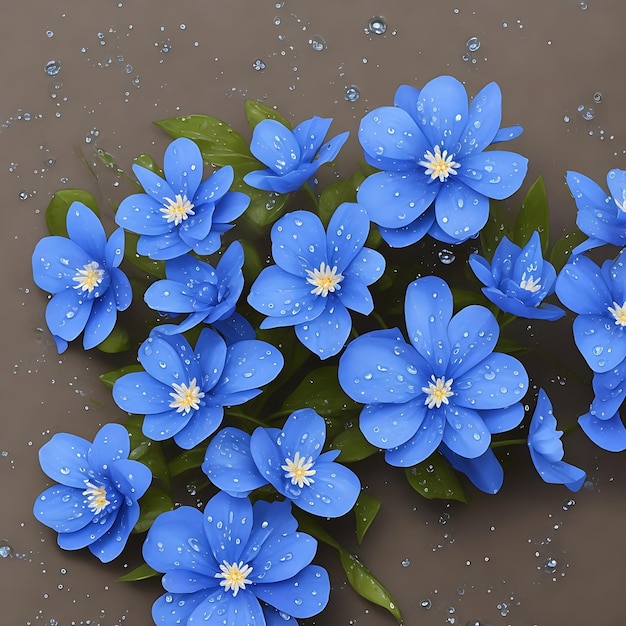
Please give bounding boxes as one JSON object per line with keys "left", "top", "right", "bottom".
{"left": 356, "top": 76, "right": 528, "bottom": 246}
{"left": 112, "top": 328, "right": 283, "bottom": 449}
{"left": 142, "top": 491, "right": 330, "bottom": 626}
{"left": 566, "top": 168, "right": 626, "bottom": 255}
{"left": 116, "top": 137, "right": 249, "bottom": 260}
{"left": 248, "top": 203, "right": 385, "bottom": 359}
{"left": 32, "top": 202, "right": 132, "bottom": 354}
{"left": 528, "top": 389, "right": 586, "bottom": 491}
{"left": 243, "top": 116, "right": 349, "bottom": 193}
{"left": 202, "top": 409, "right": 361, "bottom": 518}
{"left": 338, "top": 276, "right": 529, "bottom": 468}
{"left": 143, "top": 241, "right": 246, "bottom": 335}
{"left": 440, "top": 445, "right": 504, "bottom": 495}
{"left": 33, "top": 423, "right": 152, "bottom": 563}
{"left": 555, "top": 250, "right": 626, "bottom": 373}
{"left": 469, "top": 231, "right": 564, "bottom": 320}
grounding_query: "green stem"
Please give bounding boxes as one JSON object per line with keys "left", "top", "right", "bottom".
{"left": 303, "top": 182, "right": 319, "bottom": 211}
{"left": 490, "top": 437, "right": 527, "bottom": 448}
{"left": 223, "top": 409, "right": 267, "bottom": 428}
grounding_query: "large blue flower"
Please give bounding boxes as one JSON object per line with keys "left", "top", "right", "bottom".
{"left": 112, "top": 329, "right": 283, "bottom": 449}
{"left": 116, "top": 137, "right": 249, "bottom": 260}
{"left": 202, "top": 409, "right": 361, "bottom": 518}
{"left": 338, "top": 276, "right": 528, "bottom": 467}
{"left": 555, "top": 250, "right": 626, "bottom": 373}
{"left": 33, "top": 423, "right": 152, "bottom": 562}
{"left": 32, "top": 202, "right": 132, "bottom": 353}
{"left": 528, "top": 389, "right": 586, "bottom": 491}
{"left": 567, "top": 168, "right": 626, "bottom": 255}
{"left": 143, "top": 240, "right": 246, "bottom": 335}
{"left": 469, "top": 231, "right": 564, "bottom": 320}
{"left": 142, "top": 491, "right": 330, "bottom": 626}
{"left": 356, "top": 76, "right": 528, "bottom": 246}
{"left": 247, "top": 202, "right": 385, "bottom": 359}
{"left": 243, "top": 116, "right": 349, "bottom": 193}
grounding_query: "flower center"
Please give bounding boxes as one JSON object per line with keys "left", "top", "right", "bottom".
{"left": 82, "top": 481, "right": 110, "bottom": 515}
{"left": 519, "top": 272, "right": 542, "bottom": 293}
{"left": 422, "top": 375, "right": 454, "bottom": 409}
{"left": 168, "top": 378, "right": 205, "bottom": 414}
{"left": 72, "top": 261, "right": 105, "bottom": 294}
{"left": 216, "top": 560, "right": 253, "bottom": 597}
{"left": 608, "top": 301, "right": 626, "bottom": 326}
{"left": 160, "top": 194, "right": 195, "bottom": 226}
{"left": 305, "top": 262, "right": 344, "bottom": 297}
{"left": 419, "top": 145, "right": 461, "bottom": 182}
{"left": 281, "top": 451, "right": 316, "bottom": 488}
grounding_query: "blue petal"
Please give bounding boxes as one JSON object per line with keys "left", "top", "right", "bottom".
{"left": 33, "top": 485, "right": 92, "bottom": 532}
{"left": 88, "top": 423, "right": 130, "bottom": 471}
{"left": 204, "top": 492, "right": 252, "bottom": 564}
{"left": 555, "top": 255, "right": 612, "bottom": 314}
{"left": 492, "top": 125, "right": 523, "bottom": 143}
{"left": 442, "top": 404, "right": 490, "bottom": 458}
{"left": 144, "top": 279, "right": 199, "bottom": 314}
{"left": 529, "top": 447, "right": 586, "bottom": 491}
{"left": 249, "top": 428, "right": 291, "bottom": 494}
{"left": 212, "top": 312, "right": 256, "bottom": 344}
{"left": 173, "top": 405, "right": 224, "bottom": 449}
{"left": 468, "top": 253, "right": 496, "bottom": 288}
{"left": 111, "top": 267, "right": 132, "bottom": 310}
{"left": 250, "top": 119, "right": 301, "bottom": 174}
{"left": 82, "top": 292, "right": 118, "bottom": 349}
{"left": 459, "top": 151, "right": 528, "bottom": 200}
{"left": 440, "top": 445, "right": 504, "bottom": 494}
{"left": 573, "top": 315, "right": 626, "bottom": 373}
{"left": 45, "top": 289, "right": 93, "bottom": 342}
{"left": 567, "top": 170, "right": 610, "bottom": 217}
{"left": 163, "top": 138, "right": 203, "bottom": 200}
{"left": 66, "top": 203, "right": 106, "bottom": 259}
{"left": 327, "top": 203, "right": 369, "bottom": 273}
{"left": 57, "top": 510, "right": 116, "bottom": 549}
{"left": 393, "top": 84, "right": 421, "bottom": 124}
{"left": 343, "top": 247, "right": 386, "bottom": 286}
{"left": 194, "top": 165, "right": 234, "bottom": 206}
{"left": 105, "top": 227, "right": 125, "bottom": 268}
{"left": 481, "top": 288, "right": 565, "bottom": 320}
{"left": 404, "top": 277, "right": 452, "bottom": 376}
{"left": 292, "top": 116, "right": 333, "bottom": 161}
{"left": 578, "top": 410, "right": 626, "bottom": 452}
{"left": 139, "top": 333, "right": 199, "bottom": 385}
{"left": 359, "top": 398, "right": 426, "bottom": 449}
{"left": 434, "top": 180, "right": 490, "bottom": 242}
{"left": 137, "top": 231, "right": 191, "bottom": 260}
{"left": 335, "top": 277, "right": 374, "bottom": 315}
{"left": 188, "top": 589, "right": 265, "bottom": 626}
{"left": 378, "top": 209, "right": 435, "bottom": 247}
{"left": 109, "top": 457, "right": 152, "bottom": 501}
{"left": 295, "top": 300, "right": 353, "bottom": 359}
{"left": 212, "top": 190, "right": 250, "bottom": 225}
{"left": 89, "top": 501, "right": 139, "bottom": 562}
{"left": 132, "top": 164, "right": 176, "bottom": 204}
{"left": 458, "top": 81, "right": 502, "bottom": 156}
{"left": 32, "top": 236, "right": 91, "bottom": 294}
{"left": 151, "top": 590, "right": 214, "bottom": 626}
{"left": 590, "top": 385, "right": 626, "bottom": 420}
{"left": 112, "top": 372, "right": 173, "bottom": 414}
{"left": 279, "top": 410, "right": 326, "bottom": 460}
{"left": 480, "top": 404, "right": 525, "bottom": 433}
{"left": 384, "top": 409, "right": 445, "bottom": 466}
{"left": 39, "top": 432, "right": 90, "bottom": 487}
{"left": 195, "top": 328, "right": 228, "bottom": 389}
{"left": 116, "top": 193, "right": 171, "bottom": 235}
{"left": 314, "top": 131, "right": 349, "bottom": 166}
{"left": 244, "top": 163, "right": 319, "bottom": 193}
{"left": 143, "top": 407, "right": 194, "bottom": 441}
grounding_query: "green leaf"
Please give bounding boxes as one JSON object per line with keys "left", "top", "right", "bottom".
{"left": 235, "top": 176, "right": 292, "bottom": 228}
{"left": 292, "top": 509, "right": 342, "bottom": 550}
{"left": 240, "top": 239, "right": 264, "bottom": 285}
{"left": 479, "top": 200, "right": 512, "bottom": 262}
{"left": 134, "top": 486, "right": 174, "bottom": 533}
{"left": 513, "top": 175, "right": 550, "bottom": 253}
{"left": 354, "top": 493, "right": 381, "bottom": 544}
{"left": 124, "top": 415, "right": 170, "bottom": 488}
{"left": 330, "top": 427, "right": 378, "bottom": 463}
{"left": 96, "top": 326, "right": 131, "bottom": 353}
{"left": 45, "top": 189, "right": 100, "bottom": 237}
{"left": 339, "top": 551, "right": 403, "bottom": 624}
{"left": 281, "top": 366, "right": 361, "bottom": 418}
{"left": 117, "top": 562, "right": 160, "bottom": 582}
{"left": 124, "top": 231, "right": 166, "bottom": 278}
{"left": 451, "top": 287, "right": 488, "bottom": 309}
{"left": 549, "top": 228, "right": 587, "bottom": 272}
{"left": 98, "top": 363, "right": 144, "bottom": 389}
{"left": 318, "top": 173, "right": 365, "bottom": 227}
{"left": 168, "top": 445, "right": 207, "bottom": 478}
{"left": 404, "top": 453, "right": 467, "bottom": 502}
{"left": 133, "top": 152, "right": 164, "bottom": 177}
{"left": 245, "top": 100, "right": 292, "bottom": 130}
{"left": 495, "top": 335, "right": 528, "bottom": 355}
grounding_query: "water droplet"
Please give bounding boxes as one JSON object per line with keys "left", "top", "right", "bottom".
{"left": 438, "top": 249, "right": 456, "bottom": 265}
{"left": 593, "top": 91, "right": 602, "bottom": 103}
{"left": 252, "top": 59, "right": 266, "bottom": 71}
{"left": 309, "top": 34, "right": 326, "bottom": 51}
{"left": 544, "top": 557, "right": 557, "bottom": 573}
{"left": 420, "top": 599, "right": 432, "bottom": 610}
{"left": 367, "top": 16, "right": 387, "bottom": 35}
{"left": 0, "top": 541, "right": 14, "bottom": 558}
{"left": 577, "top": 104, "right": 595, "bottom": 120}
{"left": 562, "top": 498, "right": 576, "bottom": 511}
{"left": 579, "top": 1, "right": 588, "bottom": 9}
{"left": 344, "top": 85, "right": 360, "bottom": 102}
{"left": 466, "top": 36, "right": 481, "bottom": 52}
{"left": 45, "top": 30, "right": 54, "bottom": 38}
{"left": 401, "top": 558, "right": 411, "bottom": 567}
{"left": 44, "top": 60, "right": 61, "bottom": 76}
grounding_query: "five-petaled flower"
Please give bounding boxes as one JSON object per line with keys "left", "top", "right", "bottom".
{"left": 31, "top": 202, "right": 132, "bottom": 353}
{"left": 202, "top": 409, "right": 361, "bottom": 518}
{"left": 115, "top": 137, "right": 249, "bottom": 260}
{"left": 243, "top": 115, "right": 349, "bottom": 193}
{"left": 338, "top": 276, "right": 529, "bottom": 468}
{"left": 469, "top": 231, "right": 564, "bottom": 320}
{"left": 33, "top": 423, "right": 152, "bottom": 562}
{"left": 247, "top": 202, "right": 386, "bottom": 359}
{"left": 112, "top": 328, "right": 283, "bottom": 449}
{"left": 142, "top": 491, "right": 330, "bottom": 626}
{"left": 356, "top": 75, "right": 528, "bottom": 246}
{"left": 528, "top": 389, "right": 586, "bottom": 491}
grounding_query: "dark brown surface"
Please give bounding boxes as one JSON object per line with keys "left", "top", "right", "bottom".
{"left": 2, "top": 1, "right": 626, "bottom": 624}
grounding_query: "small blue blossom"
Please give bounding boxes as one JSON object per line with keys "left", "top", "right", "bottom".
{"left": 528, "top": 389, "right": 586, "bottom": 491}
{"left": 356, "top": 76, "right": 528, "bottom": 246}
{"left": 566, "top": 168, "right": 626, "bottom": 255}
{"left": 143, "top": 241, "right": 246, "bottom": 335}
{"left": 202, "top": 409, "right": 361, "bottom": 518}
{"left": 112, "top": 329, "right": 283, "bottom": 449}
{"left": 247, "top": 203, "right": 386, "bottom": 359}
{"left": 115, "top": 137, "right": 249, "bottom": 260}
{"left": 243, "top": 116, "right": 349, "bottom": 193}
{"left": 32, "top": 202, "right": 132, "bottom": 353}
{"left": 555, "top": 250, "right": 626, "bottom": 373}
{"left": 33, "top": 423, "right": 152, "bottom": 562}
{"left": 469, "top": 231, "right": 564, "bottom": 320}
{"left": 142, "top": 491, "right": 330, "bottom": 626}
{"left": 338, "top": 276, "right": 529, "bottom": 468}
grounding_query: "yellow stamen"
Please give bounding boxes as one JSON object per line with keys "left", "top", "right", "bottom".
{"left": 281, "top": 451, "right": 316, "bottom": 488}
{"left": 215, "top": 560, "right": 253, "bottom": 597}
{"left": 419, "top": 145, "right": 461, "bottom": 182}
{"left": 160, "top": 194, "right": 195, "bottom": 226}
{"left": 82, "top": 481, "right": 110, "bottom": 515}
{"left": 168, "top": 378, "right": 205, "bottom": 414}
{"left": 608, "top": 301, "right": 626, "bottom": 326}
{"left": 72, "top": 261, "right": 105, "bottom": 293}
{"left": 305, "top": 262, "right": 344, "bottom": 297}
{"left": 422, "top": 375, "right": 454, "bottom": 409}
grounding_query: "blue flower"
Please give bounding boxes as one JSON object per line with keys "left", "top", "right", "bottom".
{"left": 32, "top": 202, "right": 132, "bottom": 353}
{"left": 566, "top": 168, "right": 626, "bottom": 255}
{"left": 555, "top": 250, "right": 626, "bottom": 373}
{"left": 202, "top": 409, "right": 361, "bottom": 518}
{"left": 338, "top": 276, "right": 528, "bottom": 467}
{"left": 440, "top": 445, "right": 504, "bottom": 494}
{"left": 356, "top": 76, "right": 528, "bottom": 246}
{"left": 247, "top": 203, "right": 385, "bottom": 359}
{"left": 528, "top": 389, "right": 586, "bottom": 491}
{"left": 112, "top": 329, "right": 283, "bottom": 449}
{"left": 142, "top": 491, "right": 330, "bottom": 626}
{"left": 469, "top": 231, "right": 564, "bottom": 320}
{"left": 143, "top": 241, "right": 246, "bottom": 335}
{"left": 115, "top": 138, "right": 249, "bottom": 260}
{"left": 33, "top": 423, "right": 152, "bottom": 562}
{"left": 243, "top": 116, "right": 349, "bottom": 193}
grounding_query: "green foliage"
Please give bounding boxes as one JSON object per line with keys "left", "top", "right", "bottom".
{"left": 96, "top": 326, "right": 131, "bottom": 353}
{"left": 549, "top": 228, "right": 587, "bottom": 271}
{"left": 404, "top": 453, "right": 467, "bottom": 502}
{"left": 134, "top": 486, "right": 174, "bottom": 533}
{"left": 125, "top": 415, "right": 170, "bottom": 488}
{"left": 133, "top": 152, "right": 164, "bottom": 177}
{"left": 117, "top": 562, "right": 160, "bottom": 582}
{"left": 245, "top": 99, "right": 292, "bottom": 130}
{"left": 354, "top": 492, "right": 381, "bottom": 544}
{"left": 330, "top": 427, "right": 378, "bottom": 463}
{"left": 318, "top": 173, "right": 365, "bottom": 227}
{"left": 45, "top": 189, "right": 100, "bottom": 237}
{"left": 479, "top": 199, "right": 512, "bottom": 262}
{"left": 98, "top": 363, "right": 144, "bottom": 389}
{"left": 513, "top": 175, "right": 550, "bottom": 252}
{"left": 168, "top": 445, "right": 207, "bottom": 478}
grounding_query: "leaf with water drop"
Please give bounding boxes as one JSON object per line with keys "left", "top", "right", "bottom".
{"left": 330, "top": 426, "right": 378, "bottom": 462}
{"left": 549, "top": 228, "right": 587, "bottom": 271}
{"left": 117, "top": 562, "right": 160, "bottom": 582}
{"left": 98, "top": 363, "right": 144, "bottom": 389}
{"left": 404, "top": 453, "right": 467, "bottom": 503}
{"left": 244, "top": 99, "right": 292, "bottom": 130}
{"left": 96, "top": 326, "right": 131, "bottom": 353}
{"left": 513, "top": 175, "right": 550, "bottom": 253}
{"left": 45, "top": 189, "right": 100, "bottom": 237}
{"left": 133, "top": 152, "right": 164, "bottom": 178}
{"left": 167, "top": 444, "right": 207, "bottom": 478}
{"left": 125, "top": 415, "right": 170, "bottom": 489}
{"left": 134, "top": 487, "right": 174, "bottom": 533}
{"left": 318, "top": 173, "right": 365, "bottom": 226}
{"left": 354, "top": 492, "right": 381, "bottom": 544}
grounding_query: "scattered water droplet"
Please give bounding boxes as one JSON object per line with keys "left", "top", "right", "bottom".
{"left": 579, "top": 1, "right": 588, "bottom": 9}
{"left": 562, "top": 498, "right": 576, "bottom": 511}
{"left": 466, "top": 36, "right": 481, "bottom": 52}
{"left": 544, "top": 557, "right": 558, "bottom": 573}
{"left": 44, "top": 60, "right": 61, "bottom": 77}
{"left": 438, "top": 249, "right": 456, "bottom": 265}
{"left": 577, "top": 104, "right": 595, "bottom": 120}
{"left": 309, "top": 34, "right": 326, "bottom": 51}
{"left": 420, "top": 599, "right": 432, "bottom": 610}
{"left": 367, "top": 16, "right": 387, "bottom": 35}
{"left": 344, "top": 85, "right": 360, "bottom": 102}
{"left": 593, "top": 91, "right": 602, "bottom": 103}
{"left": 0, "top": 541, "right": 14, "bottom": 558}
{"left": 401, "top": 558, "right": 411, "bottom": 567}
{"left": 252, "top": 58, "right": 266, "bottom": 71}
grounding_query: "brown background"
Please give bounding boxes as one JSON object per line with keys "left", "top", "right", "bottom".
{"left": 2, "top": 1, "right": 625, "bottom": 624}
